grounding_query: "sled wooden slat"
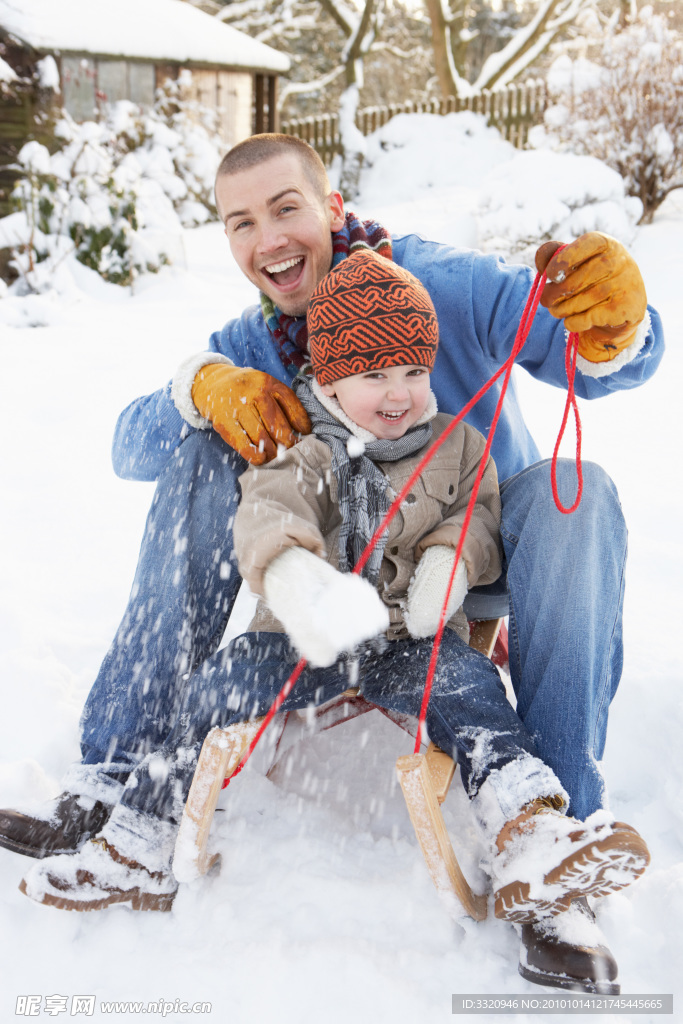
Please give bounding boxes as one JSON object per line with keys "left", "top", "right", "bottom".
{"left": 396, "top": 753, "right": 488, "bottom": 921}
{"left": 425, "top": 742, "right": 456, "bottom": 804}
{"left": 468, "top": 617, "right": 502, "bottom": 659}
{"left": 173, "top": 720, "right": 262, "bottom": 880}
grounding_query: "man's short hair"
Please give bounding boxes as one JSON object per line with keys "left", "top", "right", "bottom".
{"left": 215, "top": 133, "right": 332, "bottom": 204}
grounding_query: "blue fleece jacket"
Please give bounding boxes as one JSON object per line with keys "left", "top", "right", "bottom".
{"left": 112, "top": 233, "right": 664, "bottom": 483}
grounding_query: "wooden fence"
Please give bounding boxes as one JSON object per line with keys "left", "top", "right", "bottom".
{"left": 281, "top": 79, "right": 547, "bottom": 166}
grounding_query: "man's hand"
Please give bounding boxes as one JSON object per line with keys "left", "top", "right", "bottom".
{"left": 535, "top": 233, "right": 647, "bottom": 363}
{"left": 192, "top": 364, "right": 311, "bottom": 464}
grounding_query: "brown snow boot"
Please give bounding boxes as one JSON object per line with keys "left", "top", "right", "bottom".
{"left": 492, "top": 798, "right": 650, "bottom": 922}
{"left": 519, "top": 896, "right": 620, "bottom": 995}
{"left": 0, "top": 792, "right": 112, "bottom": 859}
{"left": 19, "top": 836, "right": 177, "bottom": 912}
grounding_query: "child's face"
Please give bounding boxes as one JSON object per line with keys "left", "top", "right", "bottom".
{"left": 321, "top": 364, "right": 431, "bottom": 440}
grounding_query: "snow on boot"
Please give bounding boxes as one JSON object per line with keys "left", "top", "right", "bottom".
{"left": 19, "top": 836, "right": 177, "bottom": 912}
{"left": 519, "top": 896, "right": 620, "bottom": 995}
{"left": 0, "top": 791, "right": 112, "bottom": 859}
{"left": 492, "top": 798, "right": 650, "bottom": 922}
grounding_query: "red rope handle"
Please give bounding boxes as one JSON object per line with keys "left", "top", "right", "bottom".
{"left": 225, "top": 265, "right": 583, "bottom": 781}
{"left": 551, "top": 331, "right": 583, "bottom": 514}
{"left": 411, "top": 268, "right": 549, "bottom": 751}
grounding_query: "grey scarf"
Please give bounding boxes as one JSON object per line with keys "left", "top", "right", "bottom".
{"left": 293, "top": 375, "right": 433, "bottom": 584}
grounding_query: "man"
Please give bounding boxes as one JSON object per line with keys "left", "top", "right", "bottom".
{"left": 1, "top": 135, "right": 663, "bottom": 993}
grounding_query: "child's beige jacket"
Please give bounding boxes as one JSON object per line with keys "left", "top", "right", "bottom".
{"left": 234, "top": 413, "right": 502, "bottom": 642}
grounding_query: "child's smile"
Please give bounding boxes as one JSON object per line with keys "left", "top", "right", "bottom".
{"left": 322, "top": 364, "right": 432, "bottom": 439}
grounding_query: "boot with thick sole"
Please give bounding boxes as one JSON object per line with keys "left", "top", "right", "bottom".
{"left": 0, "top": 792, "right": 112, "bottom": 859}
{"left": 519, "top": 897, "right": 620, "bottom": 995}
{"left": 19, "top": 837, "right": 177, "bottom": 912}
{"left": 493, "top": 800, "right": 650, "bottom": 922}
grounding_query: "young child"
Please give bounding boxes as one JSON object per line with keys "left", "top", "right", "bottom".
{"left": 232, "top": 248, "right": 650, "bottom": 922}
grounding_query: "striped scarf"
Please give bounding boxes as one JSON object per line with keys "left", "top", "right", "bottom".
{"left": 261, "top": 212, "right": 392, "bottom": 379}
{"left": 293, "top": 375, "right": 432, "bottom": 584}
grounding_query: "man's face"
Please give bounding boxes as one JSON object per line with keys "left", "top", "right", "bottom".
{"left": 216, "top": 153, "right": 345, "bottom": 317}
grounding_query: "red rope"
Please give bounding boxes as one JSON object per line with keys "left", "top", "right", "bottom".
{"left": 225, "top": 265, "right": 583, "bottom": 782}
{"left": 551, "top": 330, "right": 583, "bottom": 514}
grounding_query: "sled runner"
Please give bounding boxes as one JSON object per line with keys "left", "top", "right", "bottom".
{"left": 173, "top": 618, "right": 507, "bottom": 923}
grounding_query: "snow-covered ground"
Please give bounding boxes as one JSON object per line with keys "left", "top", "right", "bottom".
{"left": 1, "top": 116, "right": 681, "bottom": 1023}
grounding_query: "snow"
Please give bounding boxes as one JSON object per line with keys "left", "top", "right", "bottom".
{"left": 0, "top": 53, "right": 17, "bottom": 83}
{"left": 1, "top": 113, "right": 682, "bottom": 1021}
{"left": 0, "top": 0, "right": 289, "bottom": 73}
{"left": 36, "top": 55, "right": 60, "bottom": 91}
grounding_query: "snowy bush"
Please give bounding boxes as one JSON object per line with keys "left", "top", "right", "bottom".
{"left": 476, "top": 149, "right": 643, "bottom": 264}
{"left": 534, "top": 8, "right": 683, "bottom": 224}
{"left": 1, "top": 76, "right": 223, "bottom": 292}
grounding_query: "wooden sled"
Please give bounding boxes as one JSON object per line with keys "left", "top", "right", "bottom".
{"left": 173, "top": 619, "right": 507, "bottom": 923}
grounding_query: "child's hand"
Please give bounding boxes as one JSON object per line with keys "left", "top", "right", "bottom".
{"left": 405, "top": 546, "right": 468, "bottom": 639}
{"left": 264, "top": 548, "right": 389, "bottom": 667}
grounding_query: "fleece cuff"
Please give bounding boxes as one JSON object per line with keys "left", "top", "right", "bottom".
{"left": 100, "top": 803, "right": 179, "bottom": 876}
{"left": 470, "top": 755, "right": 569, "bottom": 845}
{"left": 575, "top": 310, "right": 652, "bottom": 378}
{"left": 171, "top": 351, "right": 233, "bottom": 429}
{"left": 61, "top": 764, "right": 126, "bottom": 808}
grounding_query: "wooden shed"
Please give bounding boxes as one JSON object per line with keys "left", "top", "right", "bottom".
{"left": 0, "top": 0, "right": 289, "bottom": 148}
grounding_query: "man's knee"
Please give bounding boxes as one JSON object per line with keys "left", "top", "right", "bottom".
{"left": 502, "top": 458, "right": 625, "bottom": 538}
{"left": 143, "top": 430, "right": 245, "bottom": 559}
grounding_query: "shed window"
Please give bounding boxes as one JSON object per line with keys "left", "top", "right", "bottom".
{"left": 128, "top": 63, "right": 155, "bottom": 106}
{"left": 97, "top": 60, "right": 155, "bottom": 108}
{"left": 97, "top": 61, "right": 128, "bottom": 105}
{"left": 63, "top": 58, "right": 156, "bottom": 119}
{"left": 62, "top": 56, "right": 97, "bottom": 121}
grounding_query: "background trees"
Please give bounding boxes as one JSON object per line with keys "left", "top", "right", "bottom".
{"left": 536, "top": 6, "right": 683, "bottom": 223}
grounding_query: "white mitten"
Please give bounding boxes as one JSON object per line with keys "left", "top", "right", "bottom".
{"left": 263, "top": 547, "right": 390, "bottom": 667}
{"left": 405, "top": 545, "right": 468, "bottom": 639}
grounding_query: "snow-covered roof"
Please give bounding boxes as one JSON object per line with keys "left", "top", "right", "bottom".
{"left": 0, "top": 0, "right": 290, "bottom": 74}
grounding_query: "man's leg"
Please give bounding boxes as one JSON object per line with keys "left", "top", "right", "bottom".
{"left": 495, "top": 458, "right": 627, "bottom": 994}
{"left": 500, "top": 459, "right": 626, "bottom": 822}
{"left": 0, "top": 430, "right": 246, "bottom": 857}
{"left": 19, "top": 633, "right": 357, "bottom": 908}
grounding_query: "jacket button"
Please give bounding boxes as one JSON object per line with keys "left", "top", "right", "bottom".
{"left": 390, "top": 545, "right": 399, "bottom": 555}
{"left": 405, "top": 493, "right": 417, "bottom": 504}
{"left": 448, "top": 484, "right": 455, "bottom": 495}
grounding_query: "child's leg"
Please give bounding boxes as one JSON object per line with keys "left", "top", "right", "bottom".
{"left": 358, "top": 633, "right": 649, "bottom": 919}
{"left": 358, "top": 631, "right": 565, "bottom": 829}
{"left": 114, "top": 630, "right": 360, "bottom": 831}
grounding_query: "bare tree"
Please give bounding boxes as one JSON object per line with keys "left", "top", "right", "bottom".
{"left": 217, "top": 0, "right": 432, "bottom": 197}
{"left": 425, "top": 0, "right": 595, "bottom": 97}
{"left": 541, "top": 8, "right": 683, "bottom": 222}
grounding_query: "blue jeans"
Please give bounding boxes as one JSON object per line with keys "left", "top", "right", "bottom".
{"left": 115, "top": 630, "right": 548, "bottom": 826}
{"left": 76, "top": 431, "right": 626, "bottom": 821}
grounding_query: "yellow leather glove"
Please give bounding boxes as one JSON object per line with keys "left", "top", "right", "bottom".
{"left": 192, "top": 364, "right": 312, "bottom": 465}
{"left": 535, "top": 233, "right": 647, "bottom": 363}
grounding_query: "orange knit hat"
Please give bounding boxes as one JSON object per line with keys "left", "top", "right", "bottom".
{"left": 308, "top": 249, "right": 438, "bottom": 386}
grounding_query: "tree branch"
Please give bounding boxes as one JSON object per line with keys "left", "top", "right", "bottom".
{"left": 473, "top": 0, "right": 589, "bottom": 93}
{"left": 278, "top": 64, "right": 346, "bottom": 108}
{"left": 319, "top": 0, "right": 355, "bottom": 39}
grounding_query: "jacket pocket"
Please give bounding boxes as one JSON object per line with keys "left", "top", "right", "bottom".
{"left": 420, "top": 468, "right": 459, "bottom": 507}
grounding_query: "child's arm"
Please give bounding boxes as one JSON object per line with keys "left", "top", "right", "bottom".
{"left": 263, "top": 548, "right": 389, "bottom": 667}
{"left": 234, "top": 445, "right": 388, "bottom": 666}
{"left": 406, "top": 424, "right": 502, "bottom": 638}
{"left": 415, "top": 424, "right": 502, "bottom": 589}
